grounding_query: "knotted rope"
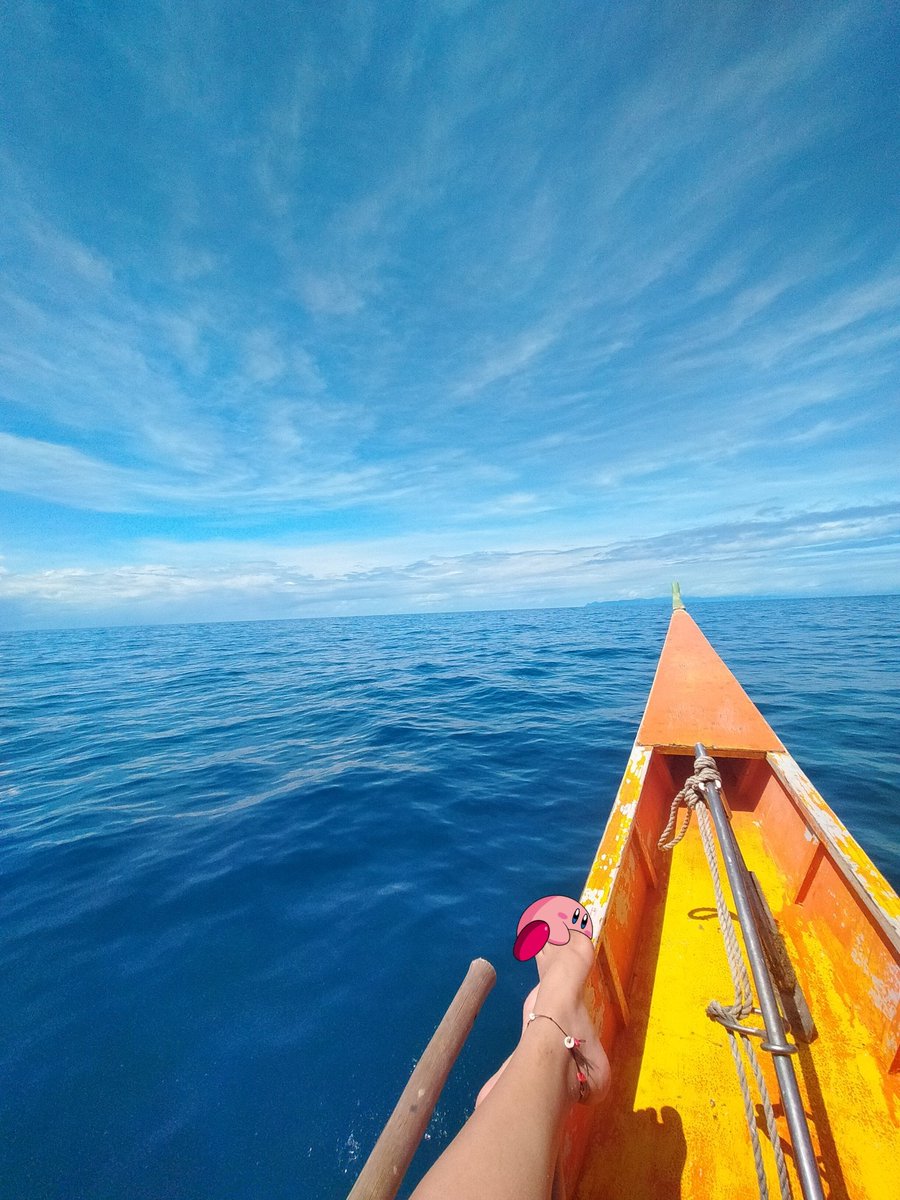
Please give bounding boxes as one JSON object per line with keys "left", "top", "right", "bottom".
{"left": 659, "top": 754, "right": 792, "bottom": 1200}
{"left": 658, "top": 754, "right": 723, "bottom": 850}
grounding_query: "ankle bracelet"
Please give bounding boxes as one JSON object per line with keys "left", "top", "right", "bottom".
{"left": 527, "top": 1012, "right": 589, "bottom": 1096}
{"left": 527, "top": 1011, "right": 583, "bottom": 1048}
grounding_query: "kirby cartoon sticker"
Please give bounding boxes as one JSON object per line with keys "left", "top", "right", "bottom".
{"left": 513, "top": 895, "right": 594, "bottom": 961}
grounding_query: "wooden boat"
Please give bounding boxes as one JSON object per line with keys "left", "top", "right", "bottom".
{"left": 561, "top": 591, "right": 900, "bottom": 1199}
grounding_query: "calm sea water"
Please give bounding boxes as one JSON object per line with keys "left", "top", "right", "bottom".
{"left": 1, "top": 597, "right": 898, "bottom": 1199}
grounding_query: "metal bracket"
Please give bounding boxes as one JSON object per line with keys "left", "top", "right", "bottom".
{"left": 711, "top": 1007, "right": 799, "bottom": 1055}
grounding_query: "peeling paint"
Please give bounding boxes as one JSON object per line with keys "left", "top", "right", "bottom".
{"left": 581, "top": 741, "right": 651, "bottom": 943}
{"left": 769, "top": 751, "right": 900, "bottom": 945}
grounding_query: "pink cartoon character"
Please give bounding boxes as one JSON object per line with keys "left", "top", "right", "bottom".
{"left": 513, "top": 895, "right": 594, "bottom": 961}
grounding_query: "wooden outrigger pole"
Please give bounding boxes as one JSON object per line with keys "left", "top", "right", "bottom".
{"left": 347, "top": 958, "right": 496, "bottom": 1200}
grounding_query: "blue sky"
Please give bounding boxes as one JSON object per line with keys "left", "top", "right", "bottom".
{"left": 1, "top": 0, "right": 898, "bottom": 628}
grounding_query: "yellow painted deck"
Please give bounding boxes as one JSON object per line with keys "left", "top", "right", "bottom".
{"left": 572, "top": 808, "right": 899, "bottom": 1199}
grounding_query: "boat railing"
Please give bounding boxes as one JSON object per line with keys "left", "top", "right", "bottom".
{"left": 692, "top": 743, "right": 826, "bottom": 1200}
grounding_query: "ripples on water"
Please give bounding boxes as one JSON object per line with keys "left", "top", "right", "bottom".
{"left": 1, "top": 597, "right": 897, "bottom": 1198}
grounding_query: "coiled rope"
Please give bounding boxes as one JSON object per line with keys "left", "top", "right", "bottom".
{"left": 659, "top": 754, "right": 793, "bottom": 1200}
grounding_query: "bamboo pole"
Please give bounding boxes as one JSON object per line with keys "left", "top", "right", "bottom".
{"left": 347, "top": 957, "right": 497, "bottom": 1200}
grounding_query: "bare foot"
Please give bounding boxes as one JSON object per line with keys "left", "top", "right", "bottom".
{"left": 532, "top": 935, "right": 610, "bottom": 1104}
{"left": 476, "top": 935, "right": 610, "bottom": 1108}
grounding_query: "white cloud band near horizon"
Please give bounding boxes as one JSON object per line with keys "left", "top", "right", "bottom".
{"left": 2, "top": 502, "right": 897, "bottom": 630}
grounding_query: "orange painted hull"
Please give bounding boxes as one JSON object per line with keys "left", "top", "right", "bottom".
{"left": 564, "top": 608, "right": 900, "bottom": 1199}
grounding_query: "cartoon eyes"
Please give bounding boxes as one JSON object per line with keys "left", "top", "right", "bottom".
{"left": 570, "top": 906, "right": 590, "bottom": 931}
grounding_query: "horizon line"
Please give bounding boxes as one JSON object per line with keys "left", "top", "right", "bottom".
{"left": 2, "top": 589, "right": 898, "bottom": 637}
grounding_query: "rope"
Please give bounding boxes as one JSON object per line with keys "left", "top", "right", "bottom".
{"left": 657, "top": 755, "right": 723, "bottom": 850}
{"left": 659, "top": 755, "right": 793, "bottom": 1200}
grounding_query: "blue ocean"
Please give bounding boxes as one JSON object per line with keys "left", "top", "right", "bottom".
{"left": 2, "top": 597, "right": 898, "bottom": 1199}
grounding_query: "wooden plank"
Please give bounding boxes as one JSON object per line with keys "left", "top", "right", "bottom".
{"left": 632, "top": 826, "right": 659, "bottom": 889}
{"left": 599, "top": 939, "right": 630, "bottom": 1028}
{"left": 747, "top": 870, "right": 817, "bottom": 1043}
{"left": 794, "top": 840, "right": 825, "bottom": 905}
{"left": 347, "top": 958, "right": 496, "bottom": 1200}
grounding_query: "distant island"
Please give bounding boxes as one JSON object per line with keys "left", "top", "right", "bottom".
{"left": 584, "top": 597, "right": 664, "bottom": 607}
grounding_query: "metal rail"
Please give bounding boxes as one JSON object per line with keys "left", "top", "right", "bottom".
{"left": 695, "top": 743, "right": 825, "bottom": 1200}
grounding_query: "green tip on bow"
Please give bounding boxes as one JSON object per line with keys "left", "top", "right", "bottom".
{"left": 672, "top": 581, "right": 685, "bottom": 611}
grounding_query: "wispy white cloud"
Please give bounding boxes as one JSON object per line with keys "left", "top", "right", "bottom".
{"left": 253, "top": 58, "right": 320, "bottom": 218}
{"left": 296, "top": 272, "right": 371, "bottom": 317}
{"left": 2, "top": 504, "right": 897, "bottom": 628}
{"left": 104, "top": 0, "right": 227, "bottom": 118}
{"left": 454, "top": 318, "right": 564, "bottom": 397}
{"left": 0, "top": 433, "right": 145, "bottom": 512}
{"left": 23, "top": 218, "right": 114, "bottom": 286}
{"left": 242, "top": 327, "right": 288, "bottom": 385}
